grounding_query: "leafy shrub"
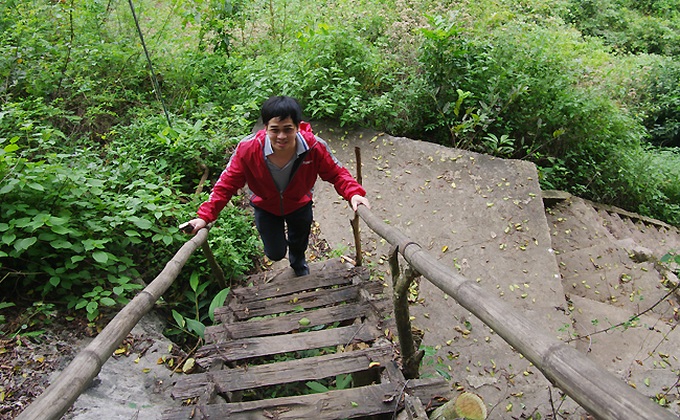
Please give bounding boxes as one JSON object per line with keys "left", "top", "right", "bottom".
{"left": 563, "top": 0, "right": 680, "bottom": 56}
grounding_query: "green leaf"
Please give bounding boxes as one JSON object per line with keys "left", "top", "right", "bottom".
{"left": 50, "top": 239, "right": 73, "bottom": 249}
{"left": 336, "top": 374, "right": 352, "bottom": 390}
{"left": 28, "top": 182, "right": 45, "bottom": 191}
{"left": 50, "top": 225, "right": 71, "bottom": 235}
{"left": 0, "top": 181, "right": 16, "bottom": 195}
{"left": 189, "top": 271, "right": 199, "bottom": 292}
{"left": 209, "top": 288, "right": 230, "bottom": 323}
{"left": 306, "top": 381, "right": 329, "bottom": 393}
{"left": 185, "top": 318, "right": 205, "bottom": 338}
{"left": 2, "top": 232, "right": 16, "bottom": 245}
{"left": 86, "top": 301, "right": 98, "bottom": 314}
{"left": 92, "top": 251, "right": 108, "bottom": 264}
{"left": 13, "top": 218, "right": 32, "bottom": 228}
{"left": 100, "top": 297, "right": 116, "bottom": 306}
{"left": 75, "top": 299, "right": 88, "bottom": 310}
{"left": 49, "top": 277, "right": 60, "bottom": 287}
{"left": 129, "top": 216, "right": 153, "bottom": 230}
{"left": 172, "top": 310, "right": 185, "bottom": 328}
{"left": 14, "top": 237, "right": 37, "bottom": 252}
{"left": 124, "top": 230, "right": 141, "bottom": 237}
{"left": 71, "top": 255, "right": 86, "bottom": 264}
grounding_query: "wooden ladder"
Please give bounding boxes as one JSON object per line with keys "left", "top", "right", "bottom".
{"left": 162, "top": 258, "right": 449, "bottom": 420}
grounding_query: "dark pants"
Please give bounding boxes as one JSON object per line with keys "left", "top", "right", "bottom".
{"left": 253, "top": 202, "right": 312, "bottom": 271}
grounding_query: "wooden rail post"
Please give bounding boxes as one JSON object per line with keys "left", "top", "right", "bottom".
{"left": 17, "top": 229, "right": 211, "bottom": 420}
{"left": 202, "top": 241, "right": 227, "bottom": 289}
{"left": 389, "top": 245, "right": 424, "bottom": 379}
{"left": 351, "top": 146, "right": 363, "bottom": 266}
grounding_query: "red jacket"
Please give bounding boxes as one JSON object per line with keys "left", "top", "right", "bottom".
{"left": 197, "top": 122, "right": 366, "bottom": 222}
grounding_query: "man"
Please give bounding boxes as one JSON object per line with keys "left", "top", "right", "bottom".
{"left": 183, "top": 96, "right": 370, "bottom": 276}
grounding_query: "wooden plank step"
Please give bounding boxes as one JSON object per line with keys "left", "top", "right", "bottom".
{"left": 195, "top": 322, "right": 383, "bottom": 368}
{"left": 205, "top": 299, "right": 391, "bottom": 344}
{"left": 172, "top": 344, "right": 395, "bottom": 400}
{"left": 220, "top": 281, "right": 385, "bottom": 321}
{"left": 163, "top": 378, "right": 450, "bottom": 420}
{"left": 241, "top": 258, "right": 357, "bottom": 288}
{"left": 231, "top": 260, "right": 365, "bottom": 303}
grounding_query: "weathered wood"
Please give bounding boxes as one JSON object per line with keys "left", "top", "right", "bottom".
{"left": 352, "top": 146, "right": 364, "bottom": 267}
{"left": 172, "top": 345, "right": 394, "bottom": 399}
{"left": 195, "top": 322, "right": 383, "bottom": 368}
{"left": 240, "top": 258, "right": 355, "bottom": 288}
{"left": 201, "top": 241, "right": 227, "bottom": 289}
{"left": 163, "top": 378, "right": 449, "bottom": 420}
{"left": 356, "top": 206, "right": 676, "bottom": 420}
{"left": 222, "top": 281, "right": 384, "bottom": 321}
{"left": 17, "top": 228, "right": 211, "bottom": 420}
{"left": 389, "top": 246, "right": 422, "bottom": 380}
{"left": 205, "top": 300, "right": 389, "bottom": 343}
{"left": 231, "top": 261, "right": 358, "bottom": 303}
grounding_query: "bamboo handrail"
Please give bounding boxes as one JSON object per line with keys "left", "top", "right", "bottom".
{"left": 355, "top": 205, "right": 674, "bottom": 420}
{"left": 17, "top": 228, "right": 210, "bottom": 420}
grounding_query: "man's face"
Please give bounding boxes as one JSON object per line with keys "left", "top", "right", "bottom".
{"left": 266, "top": 116, "right": 298, "bottom": 154}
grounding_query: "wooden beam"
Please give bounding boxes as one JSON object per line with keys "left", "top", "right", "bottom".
{"left": 205, "top": 301, "right": 389, "bottom": 343}
{"left": 163, "top": 378, "right": 449, "bottom": 420}
{"left": 195, "top": 322, "right": 383, "bottom": 368}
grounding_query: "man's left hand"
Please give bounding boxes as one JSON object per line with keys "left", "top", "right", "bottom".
{"left": 350, "top": 195, "right": 370, "bottom": 211}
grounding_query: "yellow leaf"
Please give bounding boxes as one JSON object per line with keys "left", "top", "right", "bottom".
{"left": 142, "top": 368, "right": 151, "bottom": 373}
{"left": 182, "top": 358, "right": 195, "bottom": 373}
{"left": 442, "top": 245, "right": 449, "bottom": 253}
{"left": 506, "top": 403, "right": 513, "bottom": 412}
{"left": 368, "top": 361, "right": 381, "bottom": 368}
{"left": 114, "top": 348, "right": 127, "bottom": 355}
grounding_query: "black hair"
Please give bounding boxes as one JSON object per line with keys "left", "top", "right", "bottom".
{"left": 261, "top": 96, "right": 303, "bottom": 127}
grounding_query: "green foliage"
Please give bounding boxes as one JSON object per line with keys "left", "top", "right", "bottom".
{"left": 563, "top": 0, "right": 680, "bottom": 55}
{"left": 3, "top": 0, "right": 680, "bottom": 350}
{"left": 168, "top": 273, "right": 230, "bottom": 340}
{"left": 420, "top": 345, "right": 453, "bottom": 380}
{"left": 305, "top": 373, "right": 352, "bottom": 394}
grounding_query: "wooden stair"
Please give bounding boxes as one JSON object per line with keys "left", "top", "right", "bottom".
{"left": 162, "top": 258, "right": 449, "bottom": 419}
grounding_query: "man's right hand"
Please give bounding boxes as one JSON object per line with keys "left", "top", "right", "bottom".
{"left": 180, "top": 218, "right": 207, "bottom": 235}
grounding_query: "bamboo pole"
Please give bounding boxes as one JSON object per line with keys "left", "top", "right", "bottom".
{"left": 17, "top": 228, "right": 210, "bottom": 420}
{"left": 355, "top": 206, "right": 674, "bottom": 420}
